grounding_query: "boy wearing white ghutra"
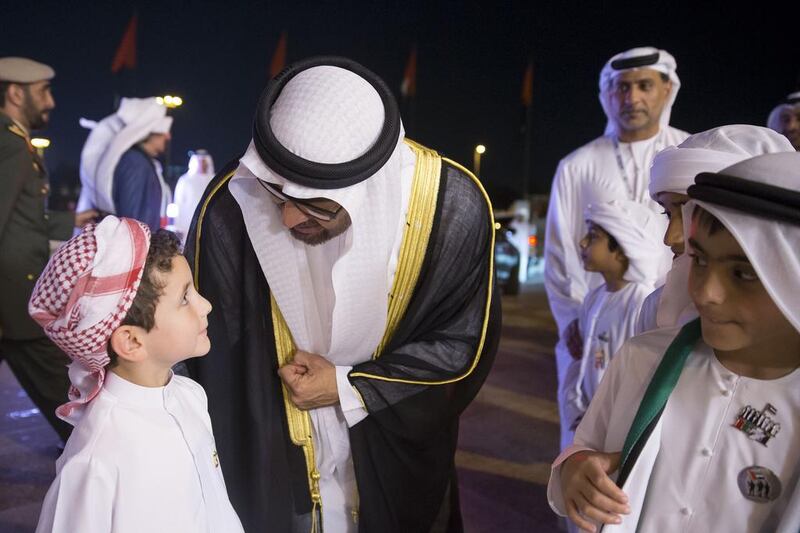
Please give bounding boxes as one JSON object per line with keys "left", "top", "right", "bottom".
{"left": 549, "top": 152, "right": 800, "bottom": 532}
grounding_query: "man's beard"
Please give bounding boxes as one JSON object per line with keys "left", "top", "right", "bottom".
{"left": 289, "top": 213, "right": 351, "bottom": 246}
{"left": 23, "top": 102, "right": 49, "bottom": 130}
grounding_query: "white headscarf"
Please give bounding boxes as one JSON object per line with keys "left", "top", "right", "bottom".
{"left": 29, "top": 216, "right": 150, "bottom": 425}
{"left": 684, "top": 152, "right": 800, "bottom": 332}
{"left": 599, "top": 47, "right": 680, "bottom": 136}
{"left": 230, "top": 65, "right": 414, "bottom": 366}
{"left": 649, "top": 125, "right": 795, "bottom": 199}
{"left": 648, "top": 126, "right": 796, "bottom": 328}
{"left": 766, "top": 91, "right": 800, "bottom": 147}
{"left": 78, "top": 97, "right": 173, "bottom": 215}
{"left": 584, "top": 199, "right": 668, "bottom": 285}
{"left": 173, "top": 150, "right": 216, "bottom": 242}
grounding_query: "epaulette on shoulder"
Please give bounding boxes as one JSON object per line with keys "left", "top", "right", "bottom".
{"left": 6, "top": 123, "right": 27, "bottom": 140}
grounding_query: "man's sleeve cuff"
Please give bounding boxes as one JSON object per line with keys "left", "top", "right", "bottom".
{"left": 336, "top": 365, "right": 368, "bottom": 427}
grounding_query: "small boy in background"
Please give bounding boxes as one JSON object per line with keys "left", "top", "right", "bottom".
{"left": 563, "top": 199, "right": 667, "bottom": 431}
{"left": 549, "top": 152, "right": 800, "bottom": 532}
{"left": 30, "top": 216, "right": 244, "bottom": 533}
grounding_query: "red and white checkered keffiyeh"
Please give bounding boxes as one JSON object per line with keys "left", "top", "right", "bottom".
{"left": 29, "top": 216, "right": 150, "bottom": 425}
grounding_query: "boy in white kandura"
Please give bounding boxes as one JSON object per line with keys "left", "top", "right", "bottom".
{"left": 30, "top": 216, "right": 244, "bottom": 533}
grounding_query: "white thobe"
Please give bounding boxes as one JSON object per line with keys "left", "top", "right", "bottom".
{"left": 173, "top": 171, "right": 215, "bottom": 244}
{"left": 563, "top": 282, "right": 652, "bottom": 430}
{"left": 544, "top": 127, "right": 688, "bottom": 450}
{"left": 36, "top": 372, "right": 244, "bottom": 533}
{"left": 548, "top": 327, "right": 800, "bottom": 532}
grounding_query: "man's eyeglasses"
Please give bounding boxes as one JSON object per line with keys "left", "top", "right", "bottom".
{"left": 257, "top": 179, "right": 344, "bottom": 222}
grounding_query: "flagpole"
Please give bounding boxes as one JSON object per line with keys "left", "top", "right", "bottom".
{"left": 522, "top": 102, "right": 532, "bottom": 199}
{"left": 521, "top": 59, "right": 533, "bottom": 200}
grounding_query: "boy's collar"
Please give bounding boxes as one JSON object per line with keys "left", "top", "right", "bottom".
{"left": 104, "top": 369, "right": 174, "bottom": 409}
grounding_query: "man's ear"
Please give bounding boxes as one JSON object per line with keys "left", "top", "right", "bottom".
{"left": 663, "top": 79, "right": 673, "bottom": 98}
{"left": 110, "top": 325, "right": 148, "bottom": 363}
{"left": 5, "top": 83, "right": 25, "bottom": 107}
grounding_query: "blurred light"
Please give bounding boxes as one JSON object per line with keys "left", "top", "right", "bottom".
{"left": 528, "top": 235, "right": 538, "bottom": 247}
{"left": 31, "top": 137, "right": 50, "bottom": 149}
{"left": 494, "top": 222, "right": 501, "bottom": 230}
{"left": 166, "top": 202, "right": 180, "bottom": 218}
{"left": 475, "top": 144, "right": 486, "bottom": 154}
{"left": 158, "top": 95, "right": 183, "bottom": 108}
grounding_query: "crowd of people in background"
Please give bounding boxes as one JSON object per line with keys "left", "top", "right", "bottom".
{"left": 543, "top": 47, "right": 799, "bottom": 532}
{"left": 0, "top": 45, "right": 798, "bottom": 532}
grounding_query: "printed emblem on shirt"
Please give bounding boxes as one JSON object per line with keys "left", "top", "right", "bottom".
{"left": 594, "top": 331, "right": 609, "bottom": 369}
{"left": 732, "top": 403, "right": 780, "bottom": 446}
{"left": 737, "top": 466, "right": 781, "bottom": 503}
{"left": 212, "top": 450, "right": 219, "bottom": 468}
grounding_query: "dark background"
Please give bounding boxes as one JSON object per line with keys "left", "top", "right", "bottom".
{"left": 3, "top": 0, "right": 798, "bottom": 206}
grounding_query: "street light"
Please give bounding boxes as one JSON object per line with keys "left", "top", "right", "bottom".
{"left": 473, "top": 144, "right": 486, "bottom": 177}
{"left": 155, "top": 95, "right": 183, "bottom": 181}
{"left": 31, "top": 137, "right": 50, "bottom": 149}
{"left": 157, "top": 95, "right": 183, "bottom": 109}
{"left": 31, "top": 137, "right": 50, "bottom": 157}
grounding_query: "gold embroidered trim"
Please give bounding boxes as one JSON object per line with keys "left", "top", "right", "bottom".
{"left": 270, "top": 294, "right": 323, "bottom": 528}
{"left": 192, "top": 169, "right": 236, "bottom": 288}
{"left": 349, "top": 153, "right": 496, "bottom": 385}
{"left": 372, "top": 138, "right": 442, "bottom": 358}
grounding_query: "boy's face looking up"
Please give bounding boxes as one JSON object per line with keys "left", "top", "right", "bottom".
{"left": 654, "top": 191, "right": 689, "bottom": 257}
{"left": 688, "top": 209, "right": 798, "bottom": 355}
{"left": 579, "top": 221, "right": 628, "bottom": 279}
{"left": 140, "top": 255, "right": 213, "bottom": 367}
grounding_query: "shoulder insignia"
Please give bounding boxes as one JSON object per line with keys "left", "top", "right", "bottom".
{"left": 7, "top": 123, "right": 27, "bottom": 139}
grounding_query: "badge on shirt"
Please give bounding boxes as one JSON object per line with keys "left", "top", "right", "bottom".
{"left": 212, "top": 450, "right": 219, "bottom": 468}
{"left": 737, "top": 466, "right": 781, "bottom": 503}
{"left": 594, "top": 332, "right": 609, "bottom": 369}
{"left": 732, "top": 403, "right": 781, "bottom": 446}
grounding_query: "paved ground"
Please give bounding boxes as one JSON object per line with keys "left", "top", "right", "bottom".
{"left": 0, "top": 283, "right": 561, "bottom": 532}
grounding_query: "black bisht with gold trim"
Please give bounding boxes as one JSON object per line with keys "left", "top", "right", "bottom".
{"left": 184, "top": 57, "right": 500, "bottom": 533}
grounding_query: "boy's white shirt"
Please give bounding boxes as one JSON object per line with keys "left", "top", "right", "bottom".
{"left": 563, "top": 281, "right": 653, "bottom": 430}
{"left": 35, "top": 372, "right": 244, "bottom": 533}
{"left": 549, "top": 326, "right": 800, "bottom": 532}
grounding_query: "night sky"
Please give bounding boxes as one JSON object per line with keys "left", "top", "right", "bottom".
{"left": 3, "top": 0, "right": 798, "bottom": 207}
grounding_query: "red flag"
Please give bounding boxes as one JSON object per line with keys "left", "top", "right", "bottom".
{"left": 111, "top": 14, "right": 137, "bottom": 74}
{"left": 400, "top": 46, "right": 417, "bottom": 98}
{"left": 269, "top": 31, "right": 288, "bottom": 78}
{"left": 521, "top": 61, "right": 533, "bottom": 107}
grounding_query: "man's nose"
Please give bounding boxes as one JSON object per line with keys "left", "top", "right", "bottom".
{"left": 282, "top": 203, "right": 310, "bottom": 229}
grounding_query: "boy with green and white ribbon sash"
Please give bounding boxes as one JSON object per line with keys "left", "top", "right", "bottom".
{"left": 548, "top": 152, "right": 800, "bottom": 532}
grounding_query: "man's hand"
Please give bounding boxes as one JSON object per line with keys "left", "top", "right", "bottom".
{"left": 560, "top": 450, "right": 629, "bottom": 532}
{"left": 277, "top": 350, "right": 339, "bottom": 410}
{"left": 74, "top": 209, "right": 99, "bottom": 229}
{"left": 565, "top": 318, "right": 583, "bottom": 360}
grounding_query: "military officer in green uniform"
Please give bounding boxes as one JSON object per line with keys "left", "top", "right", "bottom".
{"left": 0, "top": 57, "right": 97, "bottom": 442}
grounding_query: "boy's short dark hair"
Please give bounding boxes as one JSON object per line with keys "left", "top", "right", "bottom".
{"left": 107, "top": 229, "right": 182, "bottom": 366}
{"left": 591, "top": 222, "right": 622, "bottom": 253}
{"left": 691, "top": 205, "right": 727, "bottom": 235}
